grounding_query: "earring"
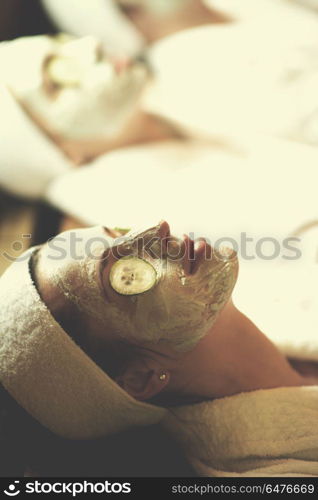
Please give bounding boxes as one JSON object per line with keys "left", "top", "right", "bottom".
{"left": 159, "top": 373, "right": 167, "bottom": 381}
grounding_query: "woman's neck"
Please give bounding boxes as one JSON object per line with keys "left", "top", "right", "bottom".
{"left": 123, "top": 0, "right": 232, "bottom": 44}
{"left": 215, "top": 308, "right": 306, "bottom": 395}
{"left": 170, "top": 302, "right": 310, "bottom": 402}
{"left": 26, "top": 107, "right": 181, "bottom": 165}
{"left": 61, "top": 111, "right": 183, "bottom": 164}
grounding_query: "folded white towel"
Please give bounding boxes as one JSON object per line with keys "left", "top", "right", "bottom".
{"left": 0, "top": 248, "right": 166, "bottom": 439}
{"left": 162, "top": 385, "right": 318, "bottom": 476}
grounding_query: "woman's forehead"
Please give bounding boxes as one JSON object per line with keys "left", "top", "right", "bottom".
{"left": 49, "top": 224, "right": 163, "bottom": 259}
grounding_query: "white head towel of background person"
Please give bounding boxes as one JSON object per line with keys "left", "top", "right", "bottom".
{"left": 0, "top": 35, "right": 72, "bottom": 199}
{"left": 42, "top": 0, "right": 145, "bottom": 58}
{"left": 41, "top": 0, "right": 196, "bottom": 57}
{"left": 0, "top": 83, "right": 71, "bottom": 199}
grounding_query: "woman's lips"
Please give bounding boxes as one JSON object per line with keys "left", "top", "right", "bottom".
{"left": 181, "top": 234, "right": 194, "bottom": 275}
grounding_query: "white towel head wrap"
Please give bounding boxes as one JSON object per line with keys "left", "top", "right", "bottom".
{"left": 0, "top": 85, "right": 71, "bottom": 199}
{"left": 42, "top": 0, "right": 145, "bottom": 58}
{"left": 0, "top": 247, "right": 166, "bottom": 439}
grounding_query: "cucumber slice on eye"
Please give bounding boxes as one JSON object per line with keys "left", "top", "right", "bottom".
{"left": 47, "top": 56, "right": 83, "bottom": 86}
{"left": 109, "top": 257, "right": 157, "bottom": 295}
{"left": 113, "top": 227, "right": 131, "bottom": 235}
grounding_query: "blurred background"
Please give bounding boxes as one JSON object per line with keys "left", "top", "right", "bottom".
{"left": 0, "top": 0, "right": 58, "bottom": 275}
{"left": 0, "top": 0, "right": 55, "bottom": 41}
{"left": 1, "top": 0, "right": 318, "bottom": 277}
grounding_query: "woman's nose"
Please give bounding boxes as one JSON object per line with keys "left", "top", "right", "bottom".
{"left": 110, "top": 221, "right": 171, "bottom": 260}
{"left": 157, "top": 220, "right": 171, "bottom": 240}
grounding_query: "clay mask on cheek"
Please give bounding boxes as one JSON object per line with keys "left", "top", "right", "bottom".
{"left": 131, "top": 258, "right": 239, "bottom": 351}
{"left": 49, "top": 227, "right": 163, "bottom": 334}
{"left": 49, "top": 227, "right": 116, "bottom": 321}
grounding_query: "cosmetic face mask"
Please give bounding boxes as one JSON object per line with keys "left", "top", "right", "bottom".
{"left": 0, "top": 245, "right": 166, "bottom": 439}
{"left": 43, "top": 224, "right": 238, "bottom": 351}
{"left": 1, "top": 34, "right": 149, "bottom": 141}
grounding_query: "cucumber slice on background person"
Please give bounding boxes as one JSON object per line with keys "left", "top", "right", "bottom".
{"left": 46, "top": 36, "right": 113, "bottom": 87}
{"left": 47, "top": 56, "right": 84, "bottom": 86}
{"left": 109, "top": 256, "right": 158, "bottom": 295}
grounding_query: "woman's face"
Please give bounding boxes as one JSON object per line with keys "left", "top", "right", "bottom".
{"left": 6, "top": 34, "right": 149, "bottom": 140}
{"left": 39, "top": 221, "right": 238, "bottom": 351}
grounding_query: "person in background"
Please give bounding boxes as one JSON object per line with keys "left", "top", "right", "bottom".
{"left": 0, "top": 32, "right": 182, "bottom": 200}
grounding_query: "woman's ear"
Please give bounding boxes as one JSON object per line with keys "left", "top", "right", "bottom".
{"left": 115, "top": 359, "right": 170, "bottom": 401}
